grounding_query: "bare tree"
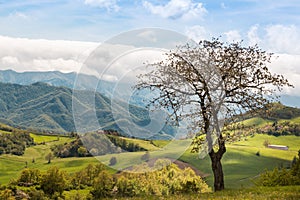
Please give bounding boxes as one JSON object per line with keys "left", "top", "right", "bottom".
{"left": 135, "top": 39, "right": 292, "bottom": 191}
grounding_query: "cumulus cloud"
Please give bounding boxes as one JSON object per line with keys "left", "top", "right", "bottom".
{"left": 264, "top": 24, "right": 300, "bottom": 54}
{"left": 224, "top": 30, "right": 241, "bottom": 42}
{"left": 1, "top": 56, "right": 20, "bottom": 67}
{"left": 247, "top": 25, "right": 261, "bottom": 46}
{"left": 143, "top": 0, "right": 207, "bottom": 20}
{"left": 0, "top": 35, "right": 97, "bottom": 73}
{"left": 185, "top": 25, "right": 209, "bottom": 42}
{"left": 244, "top": 24, "right": 300, "bottom": 54}
{"left": 268, "top": 54, "right": 300, "bottom": 96}
{"left": 246, "top": 24, "right": 300, "bottom": 96}
{"left": 80, "top": 42, "right": 167, "bottom": 84}
{"left": 105, "top": 49, "right": 166, "bottom": 83}
{"left": 84, "top": 0, "right": 119, "bottom": 11}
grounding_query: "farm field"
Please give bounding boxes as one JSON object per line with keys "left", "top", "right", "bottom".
{"left": 180, "top": 134, "right": 300, "bottom": 188}
{"left": 0, "top": 132, "right": 299, "bottom": 189}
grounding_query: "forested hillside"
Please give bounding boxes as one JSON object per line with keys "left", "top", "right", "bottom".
{"left": 0, "top": 82, "right": 173, "bottom": 138}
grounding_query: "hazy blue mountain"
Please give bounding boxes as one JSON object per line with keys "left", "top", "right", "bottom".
{"left": 0, "top": 69, "right": 113, "bottom": 97}
{"left": 0, "top": 82, "right": 174, "bottom": 139}
{"left": 0, "top": 69, "right": 149, "bottom": 106}
{"left": 1, "top": 70, "right": 299, "bottom": 108}
{"left": 279, "top": 95, "right": 300, "bottom": 108}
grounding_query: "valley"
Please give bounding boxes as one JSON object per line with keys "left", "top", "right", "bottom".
{"left": 0, "top": 76, "right": 299, "bottom": 199}
{"left": 0, "top": 124, "right": 299, "bottom": 189}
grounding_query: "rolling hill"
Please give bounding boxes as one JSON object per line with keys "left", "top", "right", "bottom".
{"left": 0, "top": 82, "right": 173, "bottom": 138}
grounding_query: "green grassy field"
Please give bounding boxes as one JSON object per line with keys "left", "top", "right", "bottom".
{"left": 151, "top": 140, "right": 170, "bottom": 148}
{"left": 239, "top": 117, "right": 272, "bottom": 127}
{"left": 118, "top": 136, "right": 160, "bottom": 151}
{"left": 29, "top": 133, "right": 65, "bottom": 143}
{"left": 179, "top": 134, "right": 300, "bottom": 188}
{"left": 0, "top": 132, "right": 299, "bottom": 190}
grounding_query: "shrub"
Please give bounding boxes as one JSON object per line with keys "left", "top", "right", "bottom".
{"left": 263, "top": 140, "right": 270, "bottom": 147}
{"left": 141, "top": 151, "right": 150, "bottom": 161}
{"left": 0, "top": 189, "right": 14, "bottom": 200}
{"left": 45, "top": 152, "right": 53, "bottom": 164}
{"left": 28, "top": 188, "right": 47, "bottom": 200}
{"left": 255, "top": 150, "right": 300, "bottom": 186}
{"left": 17, "top": 168, "right": 41, "bottom": 186}
{"left": 77, "top": 146, "right": 87, "bottom": 157}
{"left": 115, "top": 159, "right": 211, "bottom": 197}
{"left": 40, "top": 167, "right": 67, "bottom": 197}
{"left": 91, "top": 171, "right": 114, "bottom": 198}
{"left": 109, "top": 157, "right": 117, "bottom": 166}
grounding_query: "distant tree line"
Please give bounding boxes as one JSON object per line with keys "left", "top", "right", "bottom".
{"left": 51, "top": 132, "right": 147, "bottom": 158}
{"left": 259, "top": 121, "right": 300, "bottom": 136}
{"left": 262, "top": 103, "right": 300, "bottom": 120}
{"left": 106, "top": 135, "right": 146, "bottom": 152}
{"left": 224, "top": 120, "right": 300, "bottom": 142}
{"left": 0, "top": 130, "right": 34, "bottom": 156}
{"left": 51, "top": 138, "right": 90, "bottom": 158}
{"left": 0, "top": 123, "right": 14, "bottom": 132}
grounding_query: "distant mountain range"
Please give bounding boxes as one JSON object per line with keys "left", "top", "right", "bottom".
{"left": 0, "top": 81, "right": 174, "bottom": 139}
{"left": 0, "top": 69, "right": 299, "bottom": 108}
{"left": 0, "top": 69, "right": 115, "bottom": 98}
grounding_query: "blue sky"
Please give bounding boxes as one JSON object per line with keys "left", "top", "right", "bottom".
{"left": 0, "top": 0, "right": 299, "bottom": 41}
{"left": 0, "top": 0, "right": 300, "bottom": 96}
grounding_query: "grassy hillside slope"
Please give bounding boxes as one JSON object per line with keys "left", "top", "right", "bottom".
{"left": 1, "top": 132, "right": 299, "bottom": 189}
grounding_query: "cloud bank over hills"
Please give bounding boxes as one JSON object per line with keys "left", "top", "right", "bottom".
{"left": 0, "top": 27, "right": 299, "bottom": 97}
{"left": 0, "top": 35, "right": 97, "bottom": 73}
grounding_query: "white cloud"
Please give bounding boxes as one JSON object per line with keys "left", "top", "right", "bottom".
{"left": 102, "top": 74, "right": 118, "bottom": 82}
{"left": 268, "top": 54, "right": 300, "bottom": 96}
{"left": 264, "top": 24, "right": 300, "bottom": 54}
{"left": 0, "top": 35, "right": 98, "bottom": 73}
{"left": 224, "top": 30, "right": 241, "bottom": 42}
{"left": 185, "top": 25, "right": 209, "bottom": 42}
{"left": 1, "top": 56, "right": 20, "bottom": 66}
{"left": 32, "top": 58, "right": 83, "bottom": 72}
{"left": 143, "top": 0, "right": 207, "bottom": 20}
{"left": 247, "top": 25, "right": 261, "bottom": 46}
{"left": 102, "top": 48, "right": 167, "bottom": 84}
{"left": 270, "top": 54, "right": 300, "bottom": 75}
{"left": 244, "top": 24, "right": 300, "bottom": 96}
{"left": 84, "top": 0, "right": 119, "bottom": 11}
{"left": 82, "top": 43, "right": 166, "bottom": 83}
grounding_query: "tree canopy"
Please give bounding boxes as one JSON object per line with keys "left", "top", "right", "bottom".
{"left": 136, "top": 38, "right": 292, "bottom": 191}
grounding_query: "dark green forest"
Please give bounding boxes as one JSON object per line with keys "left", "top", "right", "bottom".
{"left": 0, "top": 130, "right": 34, "bottom": 156}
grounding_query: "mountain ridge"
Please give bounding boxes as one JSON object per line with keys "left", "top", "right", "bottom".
{"left": 0, "top": 69, "right": 115, "bottom": 98}
{"left": 0, "top": 81, "right": 174, "bottom": 139}
{"left": 1, "top": 69, "right": 299, "bottom": 108}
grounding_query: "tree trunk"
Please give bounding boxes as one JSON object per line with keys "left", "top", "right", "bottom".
{"left": 209, "top": 138, "right": 226, "bottom": 191}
